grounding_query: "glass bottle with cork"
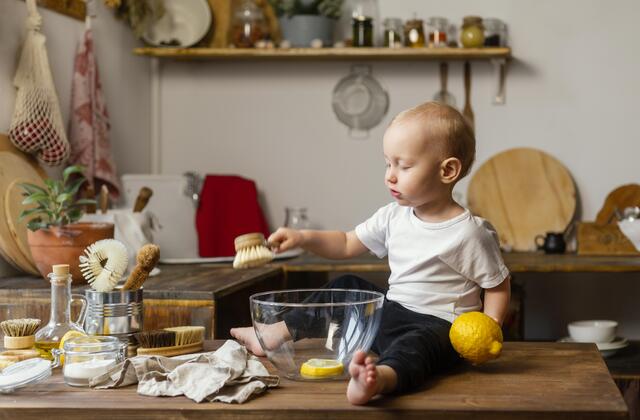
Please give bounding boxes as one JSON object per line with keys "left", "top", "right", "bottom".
{"left": 34, "top": 264, "right": 87, "bottom": 360}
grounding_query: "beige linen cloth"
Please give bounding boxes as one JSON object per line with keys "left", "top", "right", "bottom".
{"left": 90, "top": 340, "right": 279, "bottom": 403}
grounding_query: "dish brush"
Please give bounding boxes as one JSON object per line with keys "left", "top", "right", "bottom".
{"left": 233, "top": 233, "right": 274, "bottom": 269}
{"left": 79, "top": 239, "right": 129, "bottom": 292}
{"left": 0, "top": 319, "right": 40, "bottom": 350}
{"left": 135, "top": 326, "right": 205, "bottom": 357}
{"left": 122, "top": 244, "right": 160, "bottom": 290}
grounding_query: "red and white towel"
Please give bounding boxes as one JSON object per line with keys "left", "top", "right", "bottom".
{"left": 68, "top": 25, "right": 120, "bottom": 197}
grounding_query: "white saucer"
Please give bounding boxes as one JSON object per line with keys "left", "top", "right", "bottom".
{"left": 559, "top": 336, "right": 629, "bottom": 357}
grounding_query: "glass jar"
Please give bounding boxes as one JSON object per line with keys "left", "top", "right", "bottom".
{"left": 34, "top": 264, "right": 87, "bottom": 360}
{"left": 426, "top": 17, "right": 448, "bottom": 48}
{"left": 404, "top": 18, "right": 426, "bottom": 48}
{"left": 284, "top": 207, "right": 311, "bottom": 230}
{"left": 229, "top": 0, "right": 267, "bottom": 48}
{"left": 350, "top": 0, "right": 380, "bottom": 45}
{"left": 52, "top": 336, "right": 126, "bottom": 387}
{"left": 483, "top": 18, "right": 507, "bottom": 47}
{"left": 460, "top": 16, "right": 485, "bottom": 48}
{"left": 352, "top": 15, "right": 373, "bottom": 47}
{"left": 383, "top": 18, "right": 403, "bottom": 48}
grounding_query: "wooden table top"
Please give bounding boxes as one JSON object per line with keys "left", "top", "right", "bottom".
{"left": 282, "top": 252, "right": 640, "bottom": 273}
{"left": 0, "top": 341, "right": 627, "bottom": 419}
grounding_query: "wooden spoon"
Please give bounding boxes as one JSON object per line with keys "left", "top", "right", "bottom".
{"left": 433, "top": 62, "right": 456, "bottom": 107}
{"left": 463, "top": 61, "right": 474, "bottom": 128}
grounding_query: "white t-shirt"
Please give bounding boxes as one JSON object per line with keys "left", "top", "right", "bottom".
{"left": 355, "top": 202, "right": 510, "bottom": 323}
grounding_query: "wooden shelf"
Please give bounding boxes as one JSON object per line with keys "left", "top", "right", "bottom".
{"left": 133, "top": 46, "right": 511, "bottom": 61}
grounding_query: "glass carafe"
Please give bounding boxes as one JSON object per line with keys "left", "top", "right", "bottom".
{"left": 34, "top": 264, "right": 87, "bottom": 360}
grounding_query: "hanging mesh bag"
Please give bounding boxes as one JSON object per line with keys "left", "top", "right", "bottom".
{"left": 9, "top": 0, "right": 70, "bottom": 166}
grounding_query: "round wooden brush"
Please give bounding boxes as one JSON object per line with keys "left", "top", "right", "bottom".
{"left": 233, "top": 233, "right": 274, "bottom": 269}
{"left": 0, "top": 318, "right": 40, "bottom": 350}
{"left": 122, "top": 244, "right": 160, "bottom": 290}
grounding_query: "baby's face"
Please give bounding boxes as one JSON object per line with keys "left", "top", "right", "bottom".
{"left": 382, "top": 119, "right": 447, "bottom": 208}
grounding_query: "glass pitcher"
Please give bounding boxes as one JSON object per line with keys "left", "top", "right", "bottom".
{"left": 34, "top": 264, "right": 87, "bottom": 360}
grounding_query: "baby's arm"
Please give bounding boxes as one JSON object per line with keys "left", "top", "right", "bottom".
{"left": 483, "top": 275, "right": 511, "bottom": 325}
{"left": 269, "top": 228, "right": 368, "bottom": 259}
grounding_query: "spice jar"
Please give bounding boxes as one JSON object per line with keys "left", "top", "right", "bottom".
{"left": 460, "top": 16, "right": 485, "bottom": 48}
{"left": 52, "top": 336, "right": 126, "bottom": 387}
{"left": 383, "top": 18, "right": 403, "bottom": 48}
{"left": 404, "top": 18, "right": 426, "bottom": 48}
{"left": 426, "top": 17, "right": 448, "bottom": 48}
{"left": 483, "top": 18, "right": 507, "bottom": 46}
{"left": 229, "top": 0, "right": 267, "bottom": 48}
{"left": 352, "top": 15, "right": 374, "bottom": 47}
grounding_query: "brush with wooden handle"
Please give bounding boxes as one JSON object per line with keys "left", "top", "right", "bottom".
{"left": 463, "top": 61, "right": 474, "bottom": 128}
{"left": 133, "top": 187, "right": 153, "bottom": 212}
{"left": 122, "top": 244, "right": 160, "bottom": 290}
{"left": 99, "top": 185, "right": 109, "bottom": 214}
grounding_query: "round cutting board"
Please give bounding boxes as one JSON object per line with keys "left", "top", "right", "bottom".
{"left": 0, "top": 134, "right": 45, "bottom": 274}
{"left": 467, "top": 148, "right": 576, "bottom": 251}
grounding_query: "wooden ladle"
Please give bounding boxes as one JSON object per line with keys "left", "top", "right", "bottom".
{"left": 463, "top": 61, "right": 474, "bottom": 128}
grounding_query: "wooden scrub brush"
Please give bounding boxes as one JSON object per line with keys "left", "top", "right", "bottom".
{"left": 233, "top": 233, "right": 274, "bottom": 269}
{"left": 122, "top": 244, "right": 160, "bottom": 290}
{"left": 79, "top": 239, "right": 129, "bottom": 292}
{"left": 135, "top": 326, "right": 205, "bottom": 357}
{"left": 0, "top": 318, "right": 40, "bottom": 350}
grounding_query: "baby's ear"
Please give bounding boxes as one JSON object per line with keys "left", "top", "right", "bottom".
{"left": 440, "top": 157, "right": 462, "bottom": 184}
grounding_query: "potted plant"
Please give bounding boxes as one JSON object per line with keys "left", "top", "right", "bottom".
{"left": 270, "top": 0, "right": 343, "bottom": 47}
{"left": 19, "top": 165, "right": 114, "bottom": 284}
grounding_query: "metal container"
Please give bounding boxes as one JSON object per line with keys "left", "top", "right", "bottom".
{"left": 84, "top": 287, "right": 143, "bottom": 347}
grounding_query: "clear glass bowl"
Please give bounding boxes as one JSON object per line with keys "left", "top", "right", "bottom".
{"left": 250, "top": 288, "right": 384, "bottom": 381}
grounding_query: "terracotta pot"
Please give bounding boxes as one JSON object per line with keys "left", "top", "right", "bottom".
{"left": 27, "top": 223, "right": 115, "bottom": 285}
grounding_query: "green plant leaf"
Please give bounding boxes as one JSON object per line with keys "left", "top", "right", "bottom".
{"left": 71, "top": 198, "right": 97, "bottom": 206}
{"left": 65, "top": 178, "right": 86, "bottom": 197}
{"left": 18, "top": 182, "right": 47, "bottom": 195}
{"left": 56, "top": 193, "right": 73, "bottom": 204}
{"left": 22, "top": 193, "right": 48, "bottom": 205}
{"left": 26, "top": 218, "right": 48, "bottom": 232}
{"left": 66, "top": 208, "right": 83, "bottom": 223}
{"left": 62, "top": 165, "right": 85, "bottom": 183}
{"left": 19, "top": 208, "right": 45, "bottom": 220}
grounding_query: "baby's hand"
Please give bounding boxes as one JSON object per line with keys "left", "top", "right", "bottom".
{"left": 268, "top": 227, "right": 303, "bottom": 253}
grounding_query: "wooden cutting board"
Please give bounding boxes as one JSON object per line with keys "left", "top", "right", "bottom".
{"left": 0, "top": 134, "right": 45, "bottom": 275}
{"left": 467, "top": 148, "right": 576, "bottom": 251}
{"left": 595, "top": 184, "right": 640, "bottom": 225}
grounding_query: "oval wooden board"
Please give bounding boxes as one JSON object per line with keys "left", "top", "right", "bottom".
{"left": 467, "top": 148, "right": 576, "bottom": 251}
{"left": 0, "top": 134, "right": 45, "bottom": 274}
{"left": 6, "top": 179, "right": 41, "bottom": 274}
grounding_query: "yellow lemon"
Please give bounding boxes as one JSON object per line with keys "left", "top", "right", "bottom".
{"left": 449, "top": 312, "right": 503, "bottom": 365}
{"left": 300, "top": 358, "right": 344, "bottom": 379}
{"left": 58, "top": 330, "right": 86, "bottom": 365}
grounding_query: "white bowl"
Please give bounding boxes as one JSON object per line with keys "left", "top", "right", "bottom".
{"left": 567, "top": 320, "right": 617, "bottom": 343}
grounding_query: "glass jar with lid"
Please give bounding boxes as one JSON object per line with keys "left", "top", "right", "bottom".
{"left": 229, "top": 0, "right": 267, "bottom": 48}
{"left": 460, "top": 16, "right": 485, "bottom": 48}
{"left": 284, "top": 207, "right": 311, "bottom": 230}
{"left": 483, "top": 18, "right": 507, "bottom": 46}
{"left": 383, "top": 18, "right": 403, "bottom": 48}
{"left": 426, "top": 17, "right": 448, "bottom": 48}
{"left": 52, "top": 335, "right": 127, "bottom": 387}
{"left": 404, "top": 18, "right": 425, "bottom": 48}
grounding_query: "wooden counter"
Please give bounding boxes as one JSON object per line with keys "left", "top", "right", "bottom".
{"left": 0, "top": 341, "right": 626, "bottom": 419}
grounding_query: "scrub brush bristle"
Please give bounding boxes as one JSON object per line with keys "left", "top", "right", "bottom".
{"left": 79, "top": 239, "right": 129, "bottom": 292}
{"left": 233, "top": 233, "right": 274, "bottom": 269}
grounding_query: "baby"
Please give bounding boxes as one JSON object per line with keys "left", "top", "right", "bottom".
{"left": 231, "top": 101, "right": 511, "bottom": 404}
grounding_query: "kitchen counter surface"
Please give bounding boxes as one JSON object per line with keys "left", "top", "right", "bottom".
{"left": 0, "top": 341, "right": 627, "bottom": 419}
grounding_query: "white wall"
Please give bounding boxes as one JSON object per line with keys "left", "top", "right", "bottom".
{"left": 1, "top": 0, "right": 639, "bottom": 340}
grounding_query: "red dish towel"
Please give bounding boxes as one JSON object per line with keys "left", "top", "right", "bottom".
{"left": 196, "top": 175, "right": 271, "bottom": 257}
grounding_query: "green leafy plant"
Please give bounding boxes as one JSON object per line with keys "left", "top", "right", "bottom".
{"left": 269, "top": 0, "right": 343, "bottom": 19}
{"left": 18, "top": 166, "right": 96, "bottom": 232}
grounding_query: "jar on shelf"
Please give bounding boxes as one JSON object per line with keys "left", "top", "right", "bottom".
{"left": 383, "top": 18, "right": 403, "bottom": 48}
{"left": 404, "top": 18, "right": 426, "bottom": 48}
{"left": 460, "top": 16, "right": 485, "bottom": 48}
{"left": 229, "top": 0, "right": 267, "bottom": 48}
{"left": 352, "top": 15, "right": 374, "bottom": 47}
{"left": 284, "top": 207, "right": 311, "bottom": 230}
{"left": 426, "top": 17, "right": 448, "bottom": 48}
{"left": 483, "top": 18, "right": 507, "bottom": 47}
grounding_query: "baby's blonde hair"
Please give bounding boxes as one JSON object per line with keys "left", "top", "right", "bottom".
{"left": 391, "top": 102, "right": 476, "bottom": 181}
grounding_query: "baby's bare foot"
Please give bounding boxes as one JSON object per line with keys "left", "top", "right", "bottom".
{"left": 347, "top": 350, "right": 379, "bottom": 405}
{"left": 230, "top": 326, "right": 266, "bottom": 356}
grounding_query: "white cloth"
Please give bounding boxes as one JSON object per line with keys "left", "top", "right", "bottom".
{"left": 355, "top": 203, "right": 510, "bottom": 322}
{"left": 90, "top": 340, "right": 279, "bottom": 403}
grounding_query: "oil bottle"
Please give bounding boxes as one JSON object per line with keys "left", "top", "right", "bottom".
{"left": 34, "top": 264, "right": 87, "bottom": 360}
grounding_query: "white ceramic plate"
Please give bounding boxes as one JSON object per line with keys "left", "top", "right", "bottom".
{"left": 160, "top": 248, "right": 305, "bottom": 264}
{"left": 142, "top": 0, "right": 212, "bottom": 47}
{"left": 559, "top": 336, "right": 629, "bottom": 357}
